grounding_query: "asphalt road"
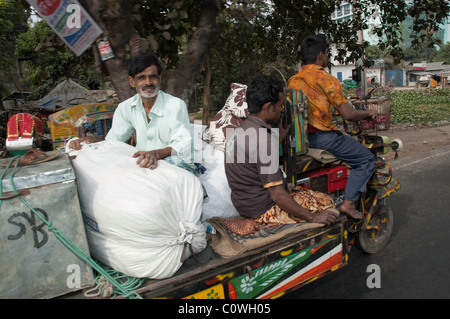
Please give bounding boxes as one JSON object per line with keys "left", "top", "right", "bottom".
{"left": 287, "top": 144, "right": 450, "bottom": 299}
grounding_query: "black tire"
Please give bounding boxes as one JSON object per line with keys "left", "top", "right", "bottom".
{"left": 356, "top": 204, "right": 393, "bottom": 254}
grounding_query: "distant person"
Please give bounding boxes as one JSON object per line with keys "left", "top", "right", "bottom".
{"left": 430, "top": 75, "right": 440, "bottom": 88}
{"left": 287, "top": 34, "right": 377, "bottom": 219}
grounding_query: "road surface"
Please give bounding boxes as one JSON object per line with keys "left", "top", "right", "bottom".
{"left": 287, "top": 143, "right": 450, "bottom": 299}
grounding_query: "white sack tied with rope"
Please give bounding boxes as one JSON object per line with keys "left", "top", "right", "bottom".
{"left": 66, "top": 139, "right": 206, "bottom": 279}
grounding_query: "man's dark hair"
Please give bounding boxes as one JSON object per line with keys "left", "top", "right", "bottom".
{"left": 246, "top": 74, "right": 284, "bottom": 114}
{"left": 300, "top": 34, "right": 328, "bottom": 65}
{"left": 129, "top": 54, "right": 163, "bottom": 77}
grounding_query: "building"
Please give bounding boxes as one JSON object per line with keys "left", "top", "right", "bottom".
{"left": 331, "top": 1, "right": 381, "bottom": 45}
{"left": 329, "top": 1, "right": 450, "bottom": 88}
{"left": 407, "top": 62, "right": 450, "bottom": 87}
{"left": 329, "top": 1, "right": 382, "bottom": 89}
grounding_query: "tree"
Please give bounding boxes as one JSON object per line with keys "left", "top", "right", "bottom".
{"left": 371, "top": 0, "right": 450, "bottom": 64}
{"left": 19, "top": 0, "right": 450, "bottom": 112}
{"left": 15, "top": 21, "right": 97, "bottom": 100}
{"left": 204, "top": 1, "right": 295, "bottom": 113}
{"left": 0, "top": 0, "right": 29, "bottom": 108}
{"left": 78, "top": 0, "right": 219, "bottom": 104}
{"left": 434, "top": 43, "right": 450, "bottom": 64}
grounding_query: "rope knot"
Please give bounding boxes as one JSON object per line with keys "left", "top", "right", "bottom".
{"left": 84, "top": 277, "right": 114, "bottom": 298}
{"left": 168, "top": 221, "right": 199, "bottom": 246}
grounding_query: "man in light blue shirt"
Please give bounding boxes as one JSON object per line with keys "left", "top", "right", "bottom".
{"left": 69, "top": 54, "right": 193, "bottom": 170}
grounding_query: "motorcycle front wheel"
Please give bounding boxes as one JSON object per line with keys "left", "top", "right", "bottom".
{"left": 356, "top": 204, "right": 394, "bottom": 254}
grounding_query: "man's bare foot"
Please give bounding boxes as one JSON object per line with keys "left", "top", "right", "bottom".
{"left": 339, "top": 200, "right": 362, "bottom": 220}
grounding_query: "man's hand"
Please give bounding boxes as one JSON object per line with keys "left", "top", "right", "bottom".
{"left": 335, "top": 102, "right": 378, "bottom": 121}
{"left": 132, "top": 147, "right": 174, "bottom": 169}
{"left": 268, "top": 185, "right": 337, "bottom": 226}
{"left": 277, "top": 118, "right": 291, "bottom": 143}
{"left": 310, "top": 209, "right": 338, "bottom": 226}
{"left": 367, "top": 110, "right": 378, "bottom": 120}
{"left": 133, "top": 151, "right": 159, "bottom": 169}
{"left": 68, "top": 136, "right": 101, "bottom": 150}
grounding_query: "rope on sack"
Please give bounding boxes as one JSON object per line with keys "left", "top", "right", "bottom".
{"left": 169, "top": 221, "right": 206, "bottom": 265}
{"left": 83, "top": 265, "right": 145, "bottom": 298}
{"left": 0, "top": 156, "right": 144, "bottom": 299}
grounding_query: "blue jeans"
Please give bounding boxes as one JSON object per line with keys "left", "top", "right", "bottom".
{"left": 308, "top": 130, "right": 375, "bottom": 201}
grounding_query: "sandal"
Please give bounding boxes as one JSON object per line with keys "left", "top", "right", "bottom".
{"left": 0, "top": 149, "right": 59, "bottom": 167}
{"left": 19, "top": 149, "right": 59, "bottom": 166}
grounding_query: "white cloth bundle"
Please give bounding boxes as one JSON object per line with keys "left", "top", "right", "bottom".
{"left": 191, "top": 124, "right": 239, "bottom": 221}
{"left": 67, "top": 139, "right": 206, "bottom": 279}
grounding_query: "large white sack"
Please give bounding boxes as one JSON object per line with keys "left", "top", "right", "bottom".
{"left": 67, "top": 139, "right": 206, "bottom": 279}
{"left": 191, "top": 124, "right": 239, "bottom": 221}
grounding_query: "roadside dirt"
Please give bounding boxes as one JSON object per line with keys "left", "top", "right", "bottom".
{"left": 366, "top": 122, "right": 450, "bottom": 162}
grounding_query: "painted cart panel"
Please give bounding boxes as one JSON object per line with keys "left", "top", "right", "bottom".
{"left": 48, "top": 103, "right": 117, "bottom": 150}
{"left": 134, "top": 219, "right": 348, "bottom": 299}
{"left": 284, "top": 88, "right": 308, "bottom": 156}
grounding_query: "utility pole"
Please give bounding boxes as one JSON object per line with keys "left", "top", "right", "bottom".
{"left": 355, "top": 29, "right": 367, "bottom": 98}
{"left": 353, "top": 0, "right": 367, "bottom": 99}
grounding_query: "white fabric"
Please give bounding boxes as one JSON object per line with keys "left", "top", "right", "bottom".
{"left": 191, "top": 124, "right": 239, "bottom": 221}
{"left": 201, "top": 83, "right": 248, "bottom": 152}
{"left": 66, "top": 139, "right": 206, "bottom": 279}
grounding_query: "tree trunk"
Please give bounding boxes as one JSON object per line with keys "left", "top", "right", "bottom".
{"left": 81, "top": 0, "right": 219, "bottom": 107}
{"left": 202, "top": 52, "right": 211, "bottom": 125}
{"left": 79, "top": 0, "right": 136, "bottom": 101}
{"left": 162, "top": 0, "right": 219, "bottom": 105}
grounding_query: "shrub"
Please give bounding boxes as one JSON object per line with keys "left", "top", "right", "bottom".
{"left": 388, "top": 88, "right": 450, "bottom": 124}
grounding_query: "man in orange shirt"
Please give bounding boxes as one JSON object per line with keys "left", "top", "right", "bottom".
{"left": 288, "top": 34, "right": 377, "bottom": 219}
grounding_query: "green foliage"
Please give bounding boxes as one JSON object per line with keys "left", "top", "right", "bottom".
{"left": 0, "top": 0, "right": 29, "bottom": 98}
{"left": 344, "top": 87, "right": 450, "bottom": 124}
{"left": 388, "top": 88, "right": 450, "bottom": 124}
{"left": 434, "top": 43, "right": 450, "bottom": 64}
{"left": 207, "top": 1, "right": 283, "bottom": 111}
{"left": 14, "top": 0, "right": 450, "bottom": 108}
{"left": 132, "top": 0, "right": 203, "bottom": 69}
{"left": 15, "top": 21, "right": 96, "bottom": 100}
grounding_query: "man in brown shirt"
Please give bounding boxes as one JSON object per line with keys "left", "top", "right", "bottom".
{"left": 224, "top": 74, "right": 337, "bottom": 226}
